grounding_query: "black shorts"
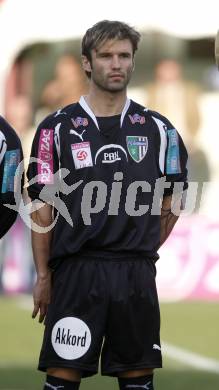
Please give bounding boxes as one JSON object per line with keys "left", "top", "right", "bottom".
{"left": 38, "top": 256, "right": 162, "bottom": 377}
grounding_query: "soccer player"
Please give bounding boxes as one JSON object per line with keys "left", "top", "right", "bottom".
{"left": 0, "top": 116, "right": 23, "bottom": 239}
{"left": 27, "top": 21, "right": 188, "bottom": 390}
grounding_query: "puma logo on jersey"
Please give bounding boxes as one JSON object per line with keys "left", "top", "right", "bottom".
{"left": 153, "top": 344, "right": 161, "bottom": 351}
{"left": 45, "top": 382, "right": 64, "bottom": 390}
{"left": 125, "top": 382, "right": 151, "bottom": 389}
{"left": 54, "top": 109, "right": 67, "bottom": 117}
{"left": 70, "top": 129, "right": 86, "bottom": 142}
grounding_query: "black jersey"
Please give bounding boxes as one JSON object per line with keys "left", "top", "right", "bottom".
{"left": 27, "top": 98, "right": 188, "bottom": 267}
{"left": 0, "top": 116, "right": 23, "bottom": 239}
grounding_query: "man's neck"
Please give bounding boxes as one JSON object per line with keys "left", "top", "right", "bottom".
{"left": 84, "top": 86, "right": 127, "bottom": 117}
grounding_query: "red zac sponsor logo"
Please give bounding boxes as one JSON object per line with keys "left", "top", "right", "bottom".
{"left": 71, "top": 117, "right": 88, "bottom": 128}
{"left": 38, "top": 151, "right": 52, "bottom": 162}
{"left": 38, "top": 129, "right": 54, "bottom": 184}
{"left": 129, "top": 114, "right": 145, "bottom": 125}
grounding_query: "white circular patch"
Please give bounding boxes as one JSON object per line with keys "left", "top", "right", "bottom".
{"left": 51, "top": 317, "right": 91, "bottom": 360}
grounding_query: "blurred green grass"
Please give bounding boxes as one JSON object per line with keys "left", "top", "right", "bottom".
{"left": 160, "top": 301, "right": 219, "bottom": 360}
{"left": 1, "top": 368, "right": 219, "bottom": 390}
{"left": 0, "top": 297, "right": 218, "bottom": 389}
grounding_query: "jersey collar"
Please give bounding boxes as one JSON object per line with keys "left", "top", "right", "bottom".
{"left": 79, "top": 96, "right": 131, "bottom": 130}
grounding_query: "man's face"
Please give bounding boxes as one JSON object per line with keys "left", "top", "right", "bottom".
{"left": 84, "top": 39, "right": 134, "bottom": 93}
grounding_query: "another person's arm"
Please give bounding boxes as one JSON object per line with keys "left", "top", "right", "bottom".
{"left": 0, "top": 116, "right": 24, "bottom": 238}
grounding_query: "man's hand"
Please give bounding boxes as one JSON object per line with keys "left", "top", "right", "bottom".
{"left": 32, "top": 272, "right": 52, "bottom": 323}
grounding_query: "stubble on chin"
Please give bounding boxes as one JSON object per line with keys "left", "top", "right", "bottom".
{"left": 103, "top": 74, "right": 131, "bottom": 93}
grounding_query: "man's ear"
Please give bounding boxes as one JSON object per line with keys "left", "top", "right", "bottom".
{"left": 82, "top": 55, "right": 92, "bottom": 73}
{"left": 132, "top": 59, "right": 135, "bottom": 72}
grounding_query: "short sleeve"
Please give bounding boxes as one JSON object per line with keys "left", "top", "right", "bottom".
{"left": 27, "top": 115, "right": 59, "bottom": 201}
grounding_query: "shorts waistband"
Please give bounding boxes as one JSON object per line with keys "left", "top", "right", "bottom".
{"left": 72, "top": 249, "right": 148, "bottom": 260}
{"left": 49, "top": 251, "right": 158, "bottom": 269}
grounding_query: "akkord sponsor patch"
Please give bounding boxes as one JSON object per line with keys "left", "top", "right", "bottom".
{"left": 51, "top": 317, "right": 91, "bottom": 360}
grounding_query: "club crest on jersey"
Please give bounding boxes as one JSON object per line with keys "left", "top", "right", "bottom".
{"left": 71, "top": 117, "right": 88, "bottom": 128}
{"left": 71, "top": 142, "right": 93, "bottom": 170}
{"left": 126, "top": 136, "right": 148, "bottom": 163}
{"left": 129, "top": 114, "right": 145, "bottom": 125}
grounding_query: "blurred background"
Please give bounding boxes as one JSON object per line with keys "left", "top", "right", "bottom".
{"left": 0, "top": 0, "right": 219, "bottom": 389}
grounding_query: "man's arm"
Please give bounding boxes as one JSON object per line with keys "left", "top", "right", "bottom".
{"left": 31, "top": 203, "right": 53, "bottom": 323}
{"left": 160, "top": 194, "right": 181, "bottom": 247}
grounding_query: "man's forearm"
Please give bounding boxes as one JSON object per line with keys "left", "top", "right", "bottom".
{"left": 160, "top": 195, "right": 180, "bottom": 247}
{"left": 31, "top": 204, "right": 53, "bottom": 278}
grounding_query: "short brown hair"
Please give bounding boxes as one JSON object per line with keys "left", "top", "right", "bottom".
{"left": 82, "top": 20, "right": 141, "bottom": 77}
